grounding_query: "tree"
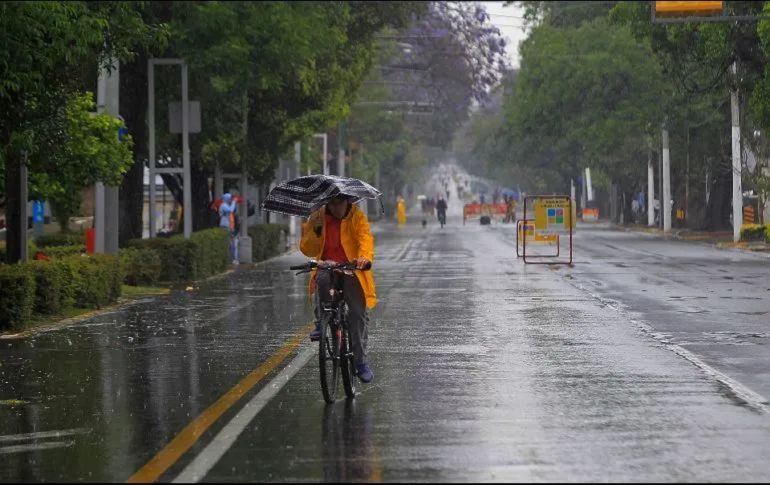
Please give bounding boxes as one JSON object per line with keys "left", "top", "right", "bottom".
{"left": 0, "top": 1, "right": 163, "bottom": 263}
{"left": 31, "top": 92, "right": 134, "bottom": 232}
{"left": 610, "top": 0, "right": 769, "bottom": 229}
{"left": 500, "top": 18, "right": 665, "bottom": 202}
{"left": 115, "top": 1, "right": 425, "bottom": 241}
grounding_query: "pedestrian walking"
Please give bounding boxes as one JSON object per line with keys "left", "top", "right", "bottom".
{"left": 219, "top": 192, "right": 239, "bottom": 264}
{"left": 397, "top": 196, "right": 407, "bottom": 225}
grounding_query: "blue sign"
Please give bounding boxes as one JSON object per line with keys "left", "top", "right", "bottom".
{"left": 32, "top": 200, "right": 44, "bottom": 224}
{"left": 118, "top": 126, "right": 129, "bottom": 142}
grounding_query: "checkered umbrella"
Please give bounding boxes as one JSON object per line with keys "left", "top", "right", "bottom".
{"left": 261, "top": 175, "right": 382, "bottom": 218}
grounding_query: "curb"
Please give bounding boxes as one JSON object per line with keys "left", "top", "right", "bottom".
{"left": 615, "top": 224, "right": 770, "bottom": 258}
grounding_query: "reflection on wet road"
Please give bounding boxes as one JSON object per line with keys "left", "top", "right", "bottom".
{"left": 2, "top": 218, "right": 770, "bottom": 481}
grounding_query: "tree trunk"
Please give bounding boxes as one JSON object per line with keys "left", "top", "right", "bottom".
{"left": 4, "top": 150, "right": 22, "bottom": 264}
{"left": 704, "top": 163, "right": 732, "bottom": 231}
{"left": 191, "top": 164, "right": 214, "bottom": 231}
{"left": 119, "top": 54, "right": 149, "bottom": 245}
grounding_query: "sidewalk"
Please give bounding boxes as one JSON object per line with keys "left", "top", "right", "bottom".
{"left": 615, "top": 223, "right": 770, "bottom": 255}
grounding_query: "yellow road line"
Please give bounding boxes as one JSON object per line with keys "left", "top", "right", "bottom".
{"left": 127, "top": 322, "right": 314, "bottom": 483}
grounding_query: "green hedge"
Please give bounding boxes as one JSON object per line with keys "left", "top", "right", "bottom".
{"left": 70, "top": 254, "right": 122, "bottom": 308}
{"left": 36, "top": 232, "right": 85, "bottom": 247}
{"left": 37, "top": 245, "right": 86, "bottom": 259}
{"left": 248, "top": 224, "right": 288, "bottom": 262}
{"left": 0, "top": 264, "right": 35, "bottom": 329}
{"left": 0, "top": 254, "right": 122, "bottom": 331}
{"left": 0, "top": 241, "right": 38, "bottom": 262}
{"left": 27, "top": 260, "right": 69, "bottom": 314}
{"left": 126, "top": 228, "right": 229, "bottom": 282}
{"left": 120, "top": 247, "right": 162, "bottom": 286}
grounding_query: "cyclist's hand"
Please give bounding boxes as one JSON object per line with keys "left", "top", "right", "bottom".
{"left": 354, "top": 257, "right": 370, "bottom": 270}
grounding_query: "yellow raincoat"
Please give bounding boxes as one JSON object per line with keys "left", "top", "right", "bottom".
{"left": 300, "top": 204, "right": 377, "bottom": 309}
{"left": 397, "top": 197, "right": 407, "bottom": 225}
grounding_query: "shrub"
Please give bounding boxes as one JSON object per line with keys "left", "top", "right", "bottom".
{"left": 0, "top": 264, "right": 35, "bottom": 330}
{"left": 36, "top": 232, "right": 85, "bottom": 247}
{"left": 741, "top": 224, "right": 770, "bottom": 242}
{"left": 26, "top": 260, "right": 68, "bottom": 314}
{"left": 126, "top": 228, "right": 229, "bottom": 282}
{"left": 120, "top": 247, "right": 162, "bottom": 286}
{"left": 37, "top": 245, "right": 86, "bottom": 259}
{"left": 65, "top": 254, "right": 123, "bottom": 308}
{"left": 248, "top": 224, "right": 288, "bottom": 262}
{"left": 0, "top": 241, "right": 38, "bottom": 262}
{"left": 191, "top": 228, "right": 230, "bottom": 277}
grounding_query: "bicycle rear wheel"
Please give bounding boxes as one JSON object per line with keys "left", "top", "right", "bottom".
{"left": 319, "top": 312, "right": 341, "bottom": 404}
{"left": 340, "top": 326, "right": 356, "bottom": 399}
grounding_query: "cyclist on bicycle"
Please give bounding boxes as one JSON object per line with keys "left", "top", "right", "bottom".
{"left": 300, "top": 194, "right": 376, "bottom": 383}
{"left": 436, "top": 196, "right": 447, "bottom": 226}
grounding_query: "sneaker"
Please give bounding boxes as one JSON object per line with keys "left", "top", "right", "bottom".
{"left": 309, "top": 323, "right": 321, "bottom": 341}
{"left": 356, "top": 363, "right": 374, "bottom": 383}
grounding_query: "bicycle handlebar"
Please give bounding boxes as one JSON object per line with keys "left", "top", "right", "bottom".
{"left": 290, "top": 260, "right": 372, "bottom": 272}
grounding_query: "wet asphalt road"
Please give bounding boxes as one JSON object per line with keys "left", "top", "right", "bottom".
{"left": 2, "top": 212, "right": 770, "bottom": 481}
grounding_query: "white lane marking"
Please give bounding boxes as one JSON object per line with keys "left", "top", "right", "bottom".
{"left": 565, "top": 278, "right": 770, "bottom": 414}
{"left": 211, "top": 300, "right": 255, "bottom": 322}
{"left": 0, "top": 428, "right": 90, "bottom": 444}
{"left": 0, "top": 440, "right": 76, "bottom": 454}
{"left": 172, "top": 345, "right": 315, "bottom": 483}
{"left": 394, "top": 238, "right": 414, "bottom": 262}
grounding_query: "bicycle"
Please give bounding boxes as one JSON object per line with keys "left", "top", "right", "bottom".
{"left": 290, "top": 259, "right": 372, "bottom": 404}
{"left": 437, "top": 210, "right": 446, "bottom": 228}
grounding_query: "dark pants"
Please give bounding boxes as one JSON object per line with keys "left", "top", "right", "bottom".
{"left": 315, "top": 271, "right": 369, "bottom": 366}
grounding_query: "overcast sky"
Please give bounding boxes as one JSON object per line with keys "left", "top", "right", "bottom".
{"left": 478, "top": 1, "right": 530, "bottom": 69}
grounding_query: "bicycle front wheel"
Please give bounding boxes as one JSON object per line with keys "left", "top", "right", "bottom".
{"left": 340, "top": 327, "right": 356, "bottom": 399}
{"left": 319, "top": 313, "right": 341, "bottom": 404}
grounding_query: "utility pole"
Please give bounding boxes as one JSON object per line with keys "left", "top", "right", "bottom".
{"left": 19, "top": 157, "right": 29, "bottom": 262}
{"left": 337, "top": 121, "right": 345, "bottom": 177}
{"left": 290, "top": 141, "right": 301, "bottom": 238}
{"left": 585, "top": 167, "right": 593, "bottom": 202}
{"left": 181, "top": 63, "right": 192, "bottom": 239}
{"left": 96, "top": 58, "right": 120, "bottom": 254}
{"left": 662, "top": 126, "right": 672, "bottom": 233}
{"left": 648, "top": 146, "right": 655, "bottom": 227}
{"left": 731, "top": 60, "right": 743, "bottom": 242}
{"left": 238, "top": 166, "right": 252, "bottom": 263}
{"left": 685, "top": 123, "right": 690, "bottom": 226}
{"left": 214, "top": 163, "right": 223, "bottom": 199}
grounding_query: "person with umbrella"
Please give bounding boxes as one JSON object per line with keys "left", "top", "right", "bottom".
{"left": 300, "top": 194, "right": 376, "bottom": 383}
{"left": 261, "top": 175, "right": 382, "bottom": 384}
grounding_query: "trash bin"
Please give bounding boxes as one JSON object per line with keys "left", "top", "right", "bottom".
{"left": 85, "top": 228, "right": 95, "bottom": 254}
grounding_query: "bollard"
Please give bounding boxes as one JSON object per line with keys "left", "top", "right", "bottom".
{"left": 238, "top": 235, "right": 253, "bottom": 264}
